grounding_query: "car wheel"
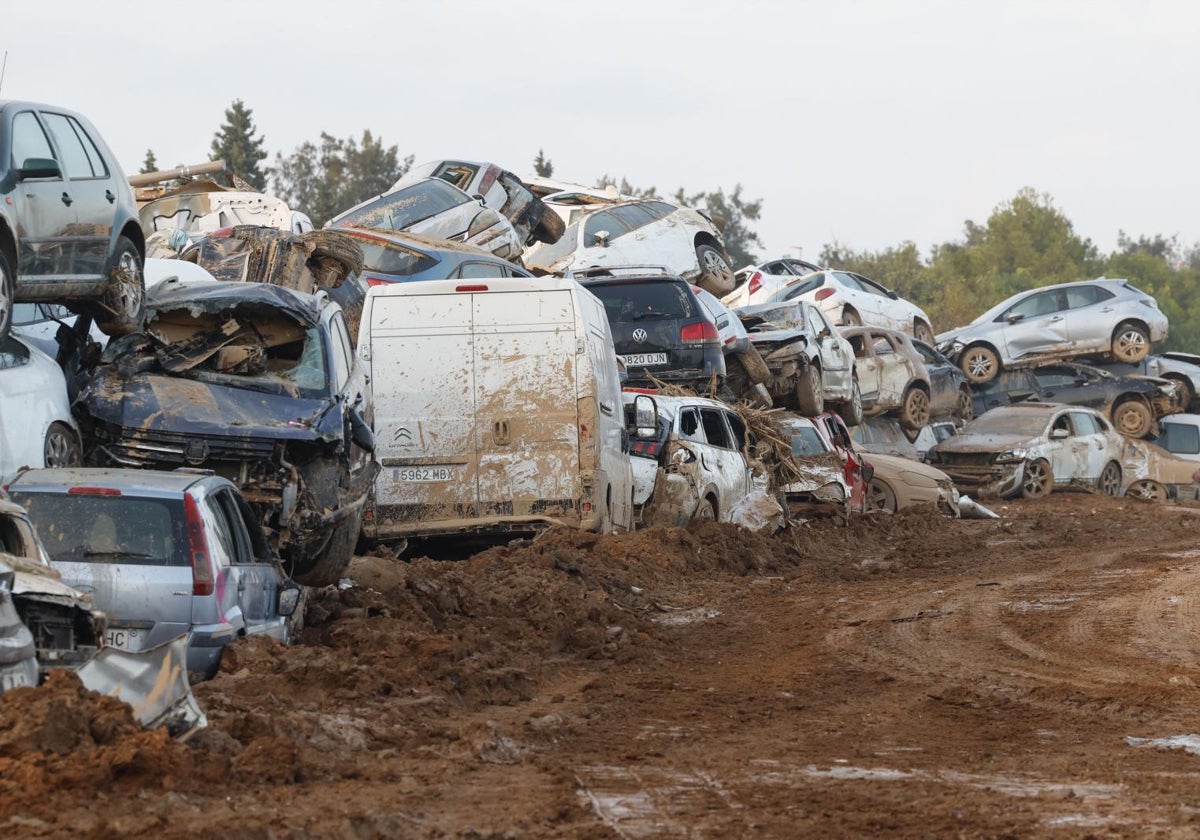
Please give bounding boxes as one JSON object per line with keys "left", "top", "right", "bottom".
{"left": 532, "top": 202, "right": 566, "bottom": 244}
{"left": 1112, "top": 400, "right": 1153, "bottom": 438}
{"left": 1111, "top": 322, "right": 1150, "bottom": 363}
{"left": 913, "top": 320, "right": 935, "bottom": 345}
{"left": 960, "top": 345, "right": 999, "bottom": 384}
{"left": 291, "top": 509, "right": 361, "bottom": 587}
{"left": 866, "top": 478, "right": 897, "bottom": 513}
{"left": 898, "top": 386, "right": 930, "bottom": 431}
{"left": 693, "top": 495, "right": 717, "bottom": 522}
{"left": 1098, "top": 461, "right": 1122, "bottom": 496}
{"left": 0, "top": 249, "right": 12, "bottom": 340}
{"left": 956, "top": 387, "right": 974, "bottom": 422}
{"left": 1126, "top": 478, "right": 1167, "bottom": 503}
{"left": 795, "top": 364, "right": 824, "bottom": 415}
{"left": 837, "top": 379, "right": 864, "bottom": 427}
{"left": 301, "top": 229, "right": 366, "bottom": 286}
{"left": 95, "top": 236, "right": 145, "bottom": 337}
{"left": 43, "top": 422, "right": 82, "bottom": 468}
{"left": 695, "top": 244, "right": 734, "bottom": 295}
{"left": 1166, "top": 375, "right": 1195, "bottom": 411}
{"left": 841, "top": 308, "right": 862, "bottom": 327}
{"left": 1021, "top": 458, "right": 1054, "bottom": 499}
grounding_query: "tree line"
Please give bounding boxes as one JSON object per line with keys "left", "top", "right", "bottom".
{"left": 153, "top": 100, "right": 1200, "bottom": 351}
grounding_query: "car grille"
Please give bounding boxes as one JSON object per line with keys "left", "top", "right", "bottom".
{"left": 108, "top": 428, "right": 277, "bottom": 465}
{"left": 937, "top": 453, "right": 997, "bottom": 467}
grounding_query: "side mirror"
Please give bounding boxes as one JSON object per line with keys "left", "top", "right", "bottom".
{"left": 277, "top": 582, "right": 303, "bottom": 617}
{"left": 348, "top": 408, "right": 375, "bottom": 453}
{"left": 1050, "top": 427, "right": 1069, "bottom": 440}
{"left": 634, "top": 394, "right": 657, "bottom": 438}
{"left": 1006, "top": 313, "right": 1025, "bottom": 324}
{"left": 473, "top": 193, "right": 487, "bottom": 206}
{"left": 861, "top": 463, "right": 875, "bottom": 483}
{"left": 19, "top": 157, "right": 61, "bottom": 180}
{"left": 887, "top": 290, "right": 899, "bottom": 300}
{"left": 593, "top": 230, "right": 610, "bottom": 247}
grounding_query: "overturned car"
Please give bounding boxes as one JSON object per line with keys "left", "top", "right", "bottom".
{"left": 76, "top": 279, "right": 376, "bottom": 586}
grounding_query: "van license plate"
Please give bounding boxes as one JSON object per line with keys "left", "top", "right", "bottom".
{"left": 621, "top": 352, "right": 668, "bottom": 366}
{"left": 396, "top": 467, "right": 455, "bottom": 482}
{"left": 105, "top": 629, "right": 132, "bottom": 649}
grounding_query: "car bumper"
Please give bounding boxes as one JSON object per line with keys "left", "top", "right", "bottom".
{"left": 935, "top": 461, "right": 1024, "bottom": 499}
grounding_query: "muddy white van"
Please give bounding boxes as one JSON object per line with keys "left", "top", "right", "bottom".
{"left": 358, "top": 276, "right": 634, "bottom": 541}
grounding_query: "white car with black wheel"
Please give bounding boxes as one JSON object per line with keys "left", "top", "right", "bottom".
{"left": 0, "top": 335, "right": 81, "bottom": 482}
{"left": 757, "top": 269, "right": 935, "bottom": 342}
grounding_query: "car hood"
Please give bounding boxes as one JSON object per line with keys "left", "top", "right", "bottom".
{"left": 83, "top": 370, "right": 339, "bottom": 442}
{"left": 866, "top": 452, "right": 952, "bottom": 482}
{"left": 934, "top": 432, "right": 1040, "bottom": 454}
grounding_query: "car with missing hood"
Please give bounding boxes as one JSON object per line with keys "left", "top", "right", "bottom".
{"left": 524, "top": 197, "right": 736, "bottom": 295}
{"left": 927, "top": 403, "right": 1125, "bottom": 499}
{"left": 935, "top": 278, "right": 1168, "bottom": 385}
{"left": 75, "top": 278, "right": 377, "bottom": 586}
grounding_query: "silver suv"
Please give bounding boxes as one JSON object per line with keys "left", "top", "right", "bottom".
{"left": 8, "top": 467, "right": 302, "bottom": 681}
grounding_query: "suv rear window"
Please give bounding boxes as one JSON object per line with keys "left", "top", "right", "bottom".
{"left": 587, "top": 281, "right": 697, "bottom": 322}
{"left": 12, "top": 492, "right": 186, "bottom": 566}
{"left": 355, "top": 239, "right": 437, "bottom": 277}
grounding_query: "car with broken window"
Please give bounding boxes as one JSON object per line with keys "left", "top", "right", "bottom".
{"left": 524, "top": 198, "right": 736, "bottom": 295}
{"left": 926, "top": 403, "right": 1126, "bottom": 499}
{"left": 326, "top": 176, "right": 524, "bottom": 263}
{"left": 397, "top": 159, "right": 565, "bottom": 247}
{"left": 757, "top": 269, "right": 936, "bottom": 343}
{"left": 74, "top": 278, "right": 376, "bottom": 586}
{"left": 582, "top": 270, "right": 726, "bottom": 390}
{"left": 9, "top": 467, "right": 302, "bottom": 681}
{"left": 774, "top": 412, "right": 869, "bottom": 516}
{"left": 911, "top": 338, "right": 974, "bottom": 421}
{"left": 623, "top": 391, "right": 753, "bottom": 525}
{"left": 935, "top": 278, "right": 1168, "bottom": 385}
{"left": 0, "top": 100, "right": 147, "bottom": 341}
{"left": 841, "top": 326, "right": 933, "bottom": 430}
{"left": 733, "top": 299, "right": 862, "bottom": 422}
{"left": 968, "top": 362, "right": 1179, "bottom": 439}
{"left": 0, "top": 334, "right": 82, "bottom": 481}
{"left": 720, "top": 256, "right": 825, "bottom": 309}
{"left": 332, "top": 228, "right": 535, "bottom": 286}
{"left": 1087, "top": 352, "right": 1200, "bottom": 413}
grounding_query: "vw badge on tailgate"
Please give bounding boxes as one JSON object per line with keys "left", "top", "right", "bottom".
{"left": 632, "top": 328, "right": 648, "bottom": 343}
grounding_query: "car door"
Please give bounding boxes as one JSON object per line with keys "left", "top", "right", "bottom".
{"left": 1068, "top": 410, "right": 1110, "bottom": 480}
{"left": 869, "top": 332, "right": 910, "bottom": 407}
{"left": 1060, "top": 284, "right": 1118, "bottom": 353}
{"left": 833, "top": 272, "right": 882, "bottom": 325}
{"left": 999, "top": 289, "right": 1070, "bottom": 360}
{"left": 851, "top": 273, "right": 903, "bottom": 332}
{"left": 698, "top": 407, "right": 749, "bottom": 517}
{"left": 847, "top": 331, "right": 882, "bottom": 402}
{"left": 7, "top": 109, "right": 78, "bottom": 279}
{"left": 809, "top": 306, "right": 852, "bottom": 393}
{"left": 210, "top": 488, "right": 280, "bottom": 631}
{"left": 1032, "top": 365, "right": 1104, "bottom": 410}
{"left": 39, "top": 110, "right": 115, "bottom": 277}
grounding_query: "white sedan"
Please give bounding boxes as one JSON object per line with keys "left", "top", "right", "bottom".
{"left": 757, "top": 269, "right": 935, "bottom": 343}
{"left": 0, "top": 336, "right": 81, "bottom": 482}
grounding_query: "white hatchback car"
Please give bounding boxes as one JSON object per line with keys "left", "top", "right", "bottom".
{"left": 0, "top": 335, "right": 81, "bottom": 482}
{"left": 757, "top": 270, "right": 935, "bottom": 343}
{"left": 721, "top": 256, "right": 824, "bottom": 308}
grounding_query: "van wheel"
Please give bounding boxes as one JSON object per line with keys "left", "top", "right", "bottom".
{"left": 0, "top": 250, "right": 12, "bottom": 340}
{"left": 43, "top": 422, "right": 82, "bottom": 468}
{"left": 795, "top": 365, "right": 824, "bottom": 415}
{"left": 95, "top": 236, "right": 145, "bottom": 337}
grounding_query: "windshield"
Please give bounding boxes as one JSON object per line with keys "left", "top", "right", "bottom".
{"left": 789, "top": 425, "right": 828, "bottom": 456}
{"left": 964, "top": 411, "right": 1050, "bottom": 437}
{"left": 13, "top": 493, "right": 186, "bottom": 567}
{"left": 336, "top": 179, "right": 470, "bottom": 231}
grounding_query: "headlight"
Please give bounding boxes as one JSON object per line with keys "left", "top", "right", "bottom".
{"left": 995, "top": 449, "right": 1027, "bottom": 463}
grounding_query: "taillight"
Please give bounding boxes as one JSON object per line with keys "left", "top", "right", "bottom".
{"left": 184, "top": 494, "right": 214, "bottom": 597}
{"left": 748, "top": 271, "right": 763, "bottom": 296}
{"left": 456, "top": 284, "right": 488, "bottom": 292}
{"left": 68, "top": 486, "right": 121, "bottom": 496}
{"left": 209, "top": 227, "right": 234, "bottom": 239}
{"left": 366, "top": 277, "right": 391, "bottom": 287}
{"left": 814, "top": 287, "right": 836, "bottom": 301}
{"left": 680, "top": 321, "right": 720, "bottom": 344}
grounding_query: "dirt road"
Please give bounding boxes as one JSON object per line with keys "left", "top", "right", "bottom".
{"left": 4, "top": 495, "right": 1200, "bottom": 837}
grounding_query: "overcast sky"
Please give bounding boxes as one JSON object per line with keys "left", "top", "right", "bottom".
{"left": 6, "top": 1, "right": 1196, "bottom": 265}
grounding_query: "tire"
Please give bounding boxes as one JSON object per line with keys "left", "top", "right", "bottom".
{"left": 43, "top": 422, "right": 81, "bottom": 468}
{"left": 1020, "top": 459, "right": 1054, "bottom": 499}
{"left": 693, "top": 495, "right": 717, "bottom": 522}
{"left": 695, "top": 244, "right": 735, "bottom": 295}
{"left": 960, "top": 345, "right": 1000, "bottom": 384}
{"left": 1098, "top": 461, "right": 1122, "bottom": 496}
{"left": 795, "top": 364, "right": 824, "bottom": 416}
{"left": 531, "top": 202, "right": 566, "bottom": 244}
{"left": 913, "top": 320, "right": 935, "bottom": 345}
{"left": 1126, "top": 479, "right": 1167, "bottom": 503}
{"left": 955, "top": 387, "right": 974, "bottom": 422}
{"left": 898, "top": 385, "right": 930, "bottom": 431}
{"left": 301, "top": 229, "right": 365, "bottom": 286}
{"left": 841, "top": 308, "right": 862, "bottom": 327}
{"left": 291, "top": 510, "right": 361, "bottom": 587}
{"left": 1111, "top": 322, "right": 1150, "bottom": 363}
{"left": 0, "top": 249, "right": 12, "bottom": 340}
{"left": 837, "top": 379, "right": 864, "bottom": 427}
{"left": 866, "top": 478, "right": 897, "bottom": 513}
{"left": 1112, "top": 400, "right": 1153, "bottom": 438}
{"left": 95, "top": 236, "right": 145, "bottom": 338}
{"left": 735, "top": 344, "right": 772, "bottom": 385}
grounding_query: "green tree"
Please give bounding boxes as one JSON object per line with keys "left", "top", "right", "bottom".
{"left": 139, "top": 149, "right": 158, "bottom": 174}
{"left": 533, "top": 149, "right": 554, "bottom": 178}
{"left": 210, "top": 99, "right": 269, "bottom": 191}
{"left": 273, "top": 131, "right": 412, "bottom": 227}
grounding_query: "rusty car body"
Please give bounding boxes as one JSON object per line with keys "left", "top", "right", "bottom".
{"left": 75, "top": 279, "right": 375, "bottom": 586}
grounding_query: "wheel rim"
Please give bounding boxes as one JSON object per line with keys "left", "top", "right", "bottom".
{"left": 701, "top": 249, "right": 731, "bottom": 280}
{"left": 44, "top": 426, "right": 78, "bottom": 467}
{"left": 1099, "top": 464, "right": 1121, "bottom": 496}
{"left": 957, "top": 390, "right": 974, "bottom": 421}
{"left": 1115, "top": 405, "right": 1148, "bottom": 437}
{"left": 1114, "top": 329, "right": 1147, "bottom": 361}
{"left": 0, "top": 261, "right": 11, "bottom": 333}
{"left": 112, "top": 250, "right": 145, "bottom": 320}
{"left": 907, "top": 390, "right": 930, "bottom": 426}
{"left": 850, "top": 382, "right": 862, "bottom": 421}
{"left": 1128, "top": 480, "right": 1165, "bottom": 502}
{"left": 964, "top": 350, "right": 995, "bottom": 382}
{"left": 868, "top": 481, "right": 895, "bottom": 513}
{"left": 1023, "top": 461, "right": 1052, "bottom": 497}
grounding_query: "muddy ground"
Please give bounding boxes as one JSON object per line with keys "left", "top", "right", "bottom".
{"left": 4, "top": 495, "right": 1200, "bottom": 837}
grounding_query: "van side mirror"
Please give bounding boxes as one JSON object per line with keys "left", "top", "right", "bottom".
{"left": 634, "top": 394, "right": 657, "bottom": 438}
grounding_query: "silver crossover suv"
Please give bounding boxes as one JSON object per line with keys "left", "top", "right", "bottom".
{"left": 935, "top": 279, "right": 1168, "bottom": 384}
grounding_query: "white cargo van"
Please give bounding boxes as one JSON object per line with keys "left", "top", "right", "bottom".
{"left": 358, "top": 276, "right": 634, "bottom": 540}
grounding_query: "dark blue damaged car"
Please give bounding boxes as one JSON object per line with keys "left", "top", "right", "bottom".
{"left": 75, "top": 278, "right": 376, "bottom": 586}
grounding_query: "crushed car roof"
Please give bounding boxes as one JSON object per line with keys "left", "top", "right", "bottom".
{"left": 147, "top": 279, "right": 326, "bottom": 325}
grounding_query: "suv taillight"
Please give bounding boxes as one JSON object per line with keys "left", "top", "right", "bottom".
{"left": 680, "top": 321, "right": 719, "bottom": 344}
{"left": 814, "top": 287, "right": 836, "bottom": 301}
{"left": 748, "top": 271, "right": 763, "bottom": 296}
{"left": 184, "top": 494, "right": 214, "bottom": 597}
{"left": 365, "top": 276, "right": 391, "bottom": 287}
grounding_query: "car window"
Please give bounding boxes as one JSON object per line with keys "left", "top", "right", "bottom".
{"left": 10, "top": 111, "right": 58, "bottom": 173}
{"left": 834, "top": 272, "right": 864, "bottom": 292}
{"left": 41, "top": 112, "right": 107, "bottom": 179}
{"left": 912, "top": 341, "right": 939, "bottom": 365}
{"left": 847, "top": 333, "right": 870, "bottom": 358}
{"left": 610, "top": 203, "right": 657, "bottom": 230}
{"left": 328, "top": 313, "right": 353, "bottom": 391}
{"left": 1033, "top": 370, "right": 1076, "bottom": 388}
{"left": 202, "top": 494, "right": 238, "bottom": 566}
{"left": 14, "top": 493, "right": 186, "bottom": 566}
{"left": 780, "top": 275, "right": 825, "bottom": 301}
{"left": 0, "top": 336, "right": 31, "bottom": 369}
{"left": 764, "top": 261, "right": 793, "bottom": 275}
{"left": 211, "top": 490, "right": 256, "bottom": 565}
{"left": 433, "top": 163, "right": 479, "bottom": 191}
{"left": 678, "top": 408, "right": 705, "bottom": 442}
{"left": 785, "top": 260, "right": 815, "bottom": 275}
{"left": 1161, "top": 422, "right": 1200, "bottom": 455}
{"left": 337, "top": 178, "right": 470, "bottom": 231}
{"left": 853, "top": 274, "right": 889, "bottom": 296}
{"left": 1049, "top": 413, "right": 1074, "bottom": 436}
{"left": 1005, "top": 290, "right": 1063, "bottom": 320}
{"left": 1071, "top": 411, "right": 1101, "bottom": 435}
{"left": 725, "top": 411, "right": 747, "bottom": 451}
{"left": 1065, "top": 285, "right": 1114, "bottom": 309}
{"left": 454, "top": 261, "right": 508, "bottom": 279}
{"left": 790, "top": 425, "right": 827, "bottom": 456}
{"left": 355, "top": 240, "right": 437, "bottom": 277}
{"left": 700, "top": 408, "right": 733, "bottom": 449}
{"left": 583, "top": 210, "right": 633, "bottom": 246}
{"left": 872, "top": 335, "right": 895, "bottom": 355}
{"left": 644, "top": 201, "right": 675, "bottom": 220}
{"left": 588, "top": 281, "right": 696, "bottom": 321}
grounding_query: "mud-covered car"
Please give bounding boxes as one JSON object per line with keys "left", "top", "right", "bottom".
{"left": 1121, "top": 438, "right": 1200, "bottom": 502}
{"left": 334, "top": 228, "right": 534, "bottom": 286}
{"left": 927, "top": 403, "right": 1125, "bottom": 499}
{"left": 842, "top": 326, "right": 933, "bottom": 430}
{"left": 775, "top": 412, "right": 869, "bottom": 516}
{"left": 911, "top": 338, "right": 973, "bottom": 421}
{"left": 865, "top": 452, "right": 959, "bottom": 515}
{"left": 720, "top": 256, "right": 824, "bottom": 309}
{"left": 1089, "top": 352, "right": 1200, "bottom": 413}
{"left": 0, "top": 100, "right": 147, "bottom": 340}
{"left": 75, "top": 279, "right": 376, "bottom": 586}
{"left": 755, "top": 269, "right": 935, "bottom": 342}
{"left": 851, "top": 415, "right": 922, "bottom": 460}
